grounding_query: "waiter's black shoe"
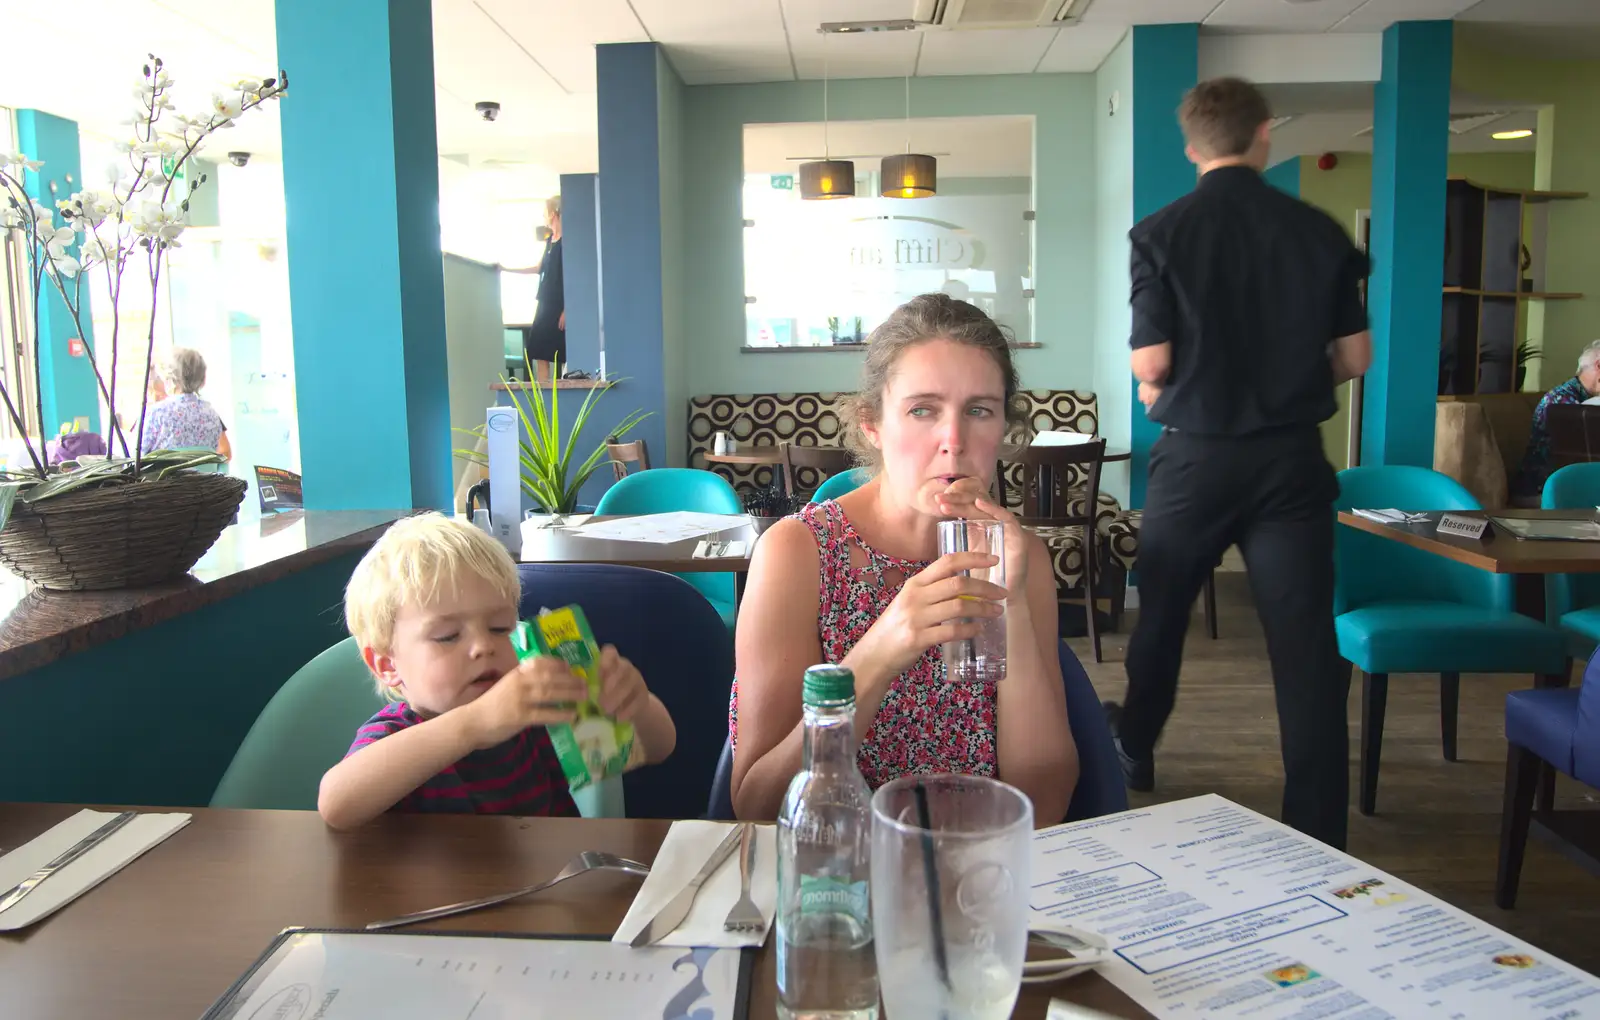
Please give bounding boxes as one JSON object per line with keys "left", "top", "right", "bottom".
{"left": 1102, "top": 701, "right": 1155, "bottom": 793}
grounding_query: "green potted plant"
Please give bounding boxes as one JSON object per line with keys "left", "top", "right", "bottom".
{"left": 0, "top": 57, "right": 286, "bottom": 590}
{"left": 455, "top": 357, "right": 650, "bottom": 514}
{"left": 1515, "top": 340, "right": 1542, "bottom": 392}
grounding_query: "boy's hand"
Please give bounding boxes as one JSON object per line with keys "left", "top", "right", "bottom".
{"left": 595, "top": 645, "right": 649, "bottom": 723}
{"left": 464, "top": 657, "right": 588, "bottom": 750}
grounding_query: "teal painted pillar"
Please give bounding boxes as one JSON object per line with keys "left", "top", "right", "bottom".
{"left": 1129, "top": 24, "right": 1199, "bottom": 508}
{"left": 274, "top": 0, "right": 451, "bottom": 510}
{"left": 1264, "top": 158, "right": 1301, "bottom": 197}
{"left": 15, "top": 111, "right": 101, "bottom": 440}
{"left": 1363, "top": 21, "right": 1451, "bottom": 467}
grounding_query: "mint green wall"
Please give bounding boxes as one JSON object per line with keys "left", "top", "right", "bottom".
{"left": 658, "top": 53, "right": 688, "bottom": 467}
{"left": 0, "top": 553, "right": 362, "bottom": 805}
{"left": 939, "top": 176, "right": 1032, "bottom": 196}
{"left": 678, "top": 73, "right": 1097, "bottom": 398}
{"left": 1093, "top": 33, "right": 1135, "bottom": 505}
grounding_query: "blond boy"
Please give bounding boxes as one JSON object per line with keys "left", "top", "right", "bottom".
{"left": 318, "top": 513, "right": 676, "bottom": 829}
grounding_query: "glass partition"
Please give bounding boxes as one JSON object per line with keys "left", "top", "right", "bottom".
{"left": 742, "top": 115, "right": 1034, "bottom": 349}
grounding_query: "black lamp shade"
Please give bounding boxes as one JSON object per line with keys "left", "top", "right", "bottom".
{"left": 799, "top": 160, "right": 856, "bottom": 200}
{"left": 880, "top": 153, "right": 937, "bottom": 198}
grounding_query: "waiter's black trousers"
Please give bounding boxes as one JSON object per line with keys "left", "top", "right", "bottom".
{"left": 1122, "top": 427, "right": 1351, "bottom": 849}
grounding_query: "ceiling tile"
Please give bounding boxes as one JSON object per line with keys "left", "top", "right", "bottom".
{"left": 1204, "top": 0, "right": 1366, "bottom": 33}
{"left": 1079, "top": 0, "right": 1221, "bottom": 25}
{"left": 631, "top": 0, "right": 789, "bottom": 44}
{"left": 1035, "top": 23, "right": 1128, "bottom": 71}
{"left": 792, "top": 31, "right": 921, "bottom": 79}
{"left": 915, "top": 27, "right": 1056, "bottom": 76}
{"left": 433, "top": 0, "right": 568, "bottom": 107}
{"left": 1331, "top": 0, "right": 1477, "bottom": 32}
{"left": 671, "top": 45, "right": 797, "bottom": 84}
{"left": 473, "top": 0, "right": 649, "bottom": 93}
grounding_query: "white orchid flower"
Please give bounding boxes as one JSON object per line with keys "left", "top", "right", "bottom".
{"left": 49, "top": 252, "right": 80, "bottom": 278}
{"left": 0, "top": 205, "right": 25, "bottom": 230}
{"left": 130, "top": 200, "right": 185, "bottom": 246}
{"left": 78, "top": 234, "right": 116, "bottom": 269}
{"left": 0, "top": 150, "right": 43, "bottom": 174}
{"left": 134, "top": 138, "right": 176, "bottom": 158}
{"left": 210, "top": 93, "right": 244, "bottom": 120}
{"left": 40, "top": 225, "right": 77, "bottom": 257}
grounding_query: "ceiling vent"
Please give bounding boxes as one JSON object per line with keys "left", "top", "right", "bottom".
{"left": 912, "top": 0, "right": 1095, "bottom": 29}
{"left": 1353, "top": 112, "right": 1513, "bottom": 139}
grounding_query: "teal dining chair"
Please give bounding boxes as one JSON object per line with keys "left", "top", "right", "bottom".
{"left": 1335, "top": 465, "right": 1569, "bottom": 816}
{"left": 210, "top": 637, "right": 384, "bottom": 809}
{"left": 1542, "top": 462, "right": 1600, "bottom": 659}
{"left": 810, "top": 467, "right": 869, "bottom": 504}
{"left": 594, "top": 468, "right": 743, "bottom": 629}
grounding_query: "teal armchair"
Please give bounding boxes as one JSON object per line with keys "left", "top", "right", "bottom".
{"left": 810, "top": 467, "right": 869, "bottom": 504}
{"left": 1335, "top": 466, "right": 1568, "bottom": 816}
{"left": 594, "top": 468, "right": 743, "bottom": 629}
{"left": 1541, "top": 463, "right": 1600, "bottom": 659}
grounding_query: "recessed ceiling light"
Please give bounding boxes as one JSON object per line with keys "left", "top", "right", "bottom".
{"left": 820, "top": 19, "right": 919, "bottom": 33}
{"left": 1492, "top": 129, "right": 1534, "bottom": 140}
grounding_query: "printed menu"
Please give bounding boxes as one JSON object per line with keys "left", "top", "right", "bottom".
{"left": 1032, "top": 794, "right": 1599, "bottom": 1019}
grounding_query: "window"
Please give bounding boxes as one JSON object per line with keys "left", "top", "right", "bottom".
{"left": 0, "top": 107, "right": 43, "bottom": 463}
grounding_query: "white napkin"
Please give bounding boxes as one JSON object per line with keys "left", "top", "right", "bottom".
{"left": 613, "top": 820, "right": 777, "bottom": 948}
{"left": 0, "top": 808, "right": 191, "bottom": 931}
{"left": 1352, "top": 508, "right": 1429, "bottom": 524}
{"left": 693, "top": 539, "right": 748, "bottom": 559}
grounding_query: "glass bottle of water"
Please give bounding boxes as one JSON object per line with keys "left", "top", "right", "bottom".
{"left": 777, "top": 664, "right": 879, "bottom": 1020}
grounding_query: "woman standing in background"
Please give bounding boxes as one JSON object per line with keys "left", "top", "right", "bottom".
{"left": 505, "top": 196, "right": 565, "bottom": 384}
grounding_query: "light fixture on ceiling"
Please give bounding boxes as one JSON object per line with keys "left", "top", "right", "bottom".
{"left": 820, "top": 19, "right": 919, "bottom": 33}
{"left": 881, "top": 77, "right": 937, "bottom": 198}
{"left": 800, "top": 33, "right": 854, "bottom": 200}
{"left": 1492, "top": 128, "right": 1534, "bottom": 140}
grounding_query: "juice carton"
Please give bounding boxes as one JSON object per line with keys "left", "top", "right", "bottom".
{"left": 512, "top": 605, "right": 644, "bottom": 791}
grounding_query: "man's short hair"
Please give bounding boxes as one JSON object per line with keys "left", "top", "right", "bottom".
{"left": 1179, "top": 77, "right": 1272, "bottom": 160}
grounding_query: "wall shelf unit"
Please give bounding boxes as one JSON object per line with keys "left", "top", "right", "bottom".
{"left": 1439, "top": 177, "right": 1587, "bottom": 396}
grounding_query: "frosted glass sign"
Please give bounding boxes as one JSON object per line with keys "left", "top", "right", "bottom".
{"left": 743, "top": 174, "right": 1033, "bottom": 348}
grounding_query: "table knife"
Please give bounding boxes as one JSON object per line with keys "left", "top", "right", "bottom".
{"left": 0, "top": 811, "right": 138, "bottom": 914}
{"left": 629, "top": 823, "right": 746, "bottom": 948}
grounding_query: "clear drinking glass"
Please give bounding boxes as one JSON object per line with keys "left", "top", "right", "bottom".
{"left": 871, "top": 774, "right": 1033, "bottom": 1020}
{"left": 936, "top": 518, "right": 1007, "bottom": 683}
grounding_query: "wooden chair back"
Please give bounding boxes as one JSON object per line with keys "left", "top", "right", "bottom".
{"left": 781, "top": 443, "right": 853, "bottom": 494}
{"left": 1547, "top": 405, "right": 1600, "bottom": 472}
{"left": 999, "top": 440, "right": 1106, "bottom": 528}
{"left": 606, "top": 438, "right": 651, "bottom": 481}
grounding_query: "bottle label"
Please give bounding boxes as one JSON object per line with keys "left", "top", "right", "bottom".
{"left": 799, "top": 875, "right": 869, "bottom": 924}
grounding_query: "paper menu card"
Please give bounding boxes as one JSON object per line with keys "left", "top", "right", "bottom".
{"left": 577, "top": 513, "right": 749, "bottom": 545}
{"left": 202, "top": 930, "right": 749, "bottom": 1020}
{"left": 0, "top": 808, "right": 191, "bottom": 931}
{"left": 1031, "top": 795, "right": 1600, "bottom": 1019}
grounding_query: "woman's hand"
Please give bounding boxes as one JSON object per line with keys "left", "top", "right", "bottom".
{"left": 849, "top": 551, "right": 1006, "bottom": 685}
{"left": 934, "top": 478, "right": 1032, "bottom": 598}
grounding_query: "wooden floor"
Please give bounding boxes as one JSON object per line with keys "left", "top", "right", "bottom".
{"left": 1068, "top": 569, "right": 1600, "bottom": 975}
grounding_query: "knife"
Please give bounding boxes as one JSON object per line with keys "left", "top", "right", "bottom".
{"left": 630, "top": 823, "right": 746, "bottom": 948}
{"left": 0, "top": 811, "right": 138, "bottom": 914}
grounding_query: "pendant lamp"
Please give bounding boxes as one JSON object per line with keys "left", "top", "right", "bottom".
{"left": 800, "top": 35, "right": 855, "bottom": 200}
{"left": 881, "top": 77, "right": 936, "bottom": 198}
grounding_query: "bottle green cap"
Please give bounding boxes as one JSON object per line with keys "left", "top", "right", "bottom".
{"left": 803, "top": 664, "right": 855, "bottom": 706}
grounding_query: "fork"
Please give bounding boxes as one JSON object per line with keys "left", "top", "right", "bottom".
{"left": 366, "top": 850, "right": 650, "bottom": 931}
{"left": 723, "top": 824, "right": 763, "bottom": 933}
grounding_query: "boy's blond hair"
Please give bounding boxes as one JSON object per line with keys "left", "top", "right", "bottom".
{"left": 345, "top": 513, "right": 521, "bottom": 658}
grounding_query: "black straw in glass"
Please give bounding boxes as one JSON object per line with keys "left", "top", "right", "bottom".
{"left": 913, "top": 781, "right": 953, "bottom": 992}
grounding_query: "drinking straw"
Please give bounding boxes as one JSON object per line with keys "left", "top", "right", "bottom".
{"left": 913, "top": 781, "right": 953, "bottom": 993}
{"left": 950, "top": 519, "right": 975, "bottom": 666}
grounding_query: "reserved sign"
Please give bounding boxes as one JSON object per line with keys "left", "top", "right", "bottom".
{"left": 1437, "top": 513, "right": 1489, "bottom": 540}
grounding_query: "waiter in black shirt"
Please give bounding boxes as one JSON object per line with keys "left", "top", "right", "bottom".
{"left": 1103, "top": 77, "right": 1372, "bottom": 850}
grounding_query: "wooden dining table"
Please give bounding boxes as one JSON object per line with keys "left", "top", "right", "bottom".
{"left": 517, "top": 513, "right": 759, "bottom": 604}
{"left": 1337, "top": 507, "right": 1600, "bottom": 618}
{"left": 0, "top": 804, "right": 1152, "bottom": 1019}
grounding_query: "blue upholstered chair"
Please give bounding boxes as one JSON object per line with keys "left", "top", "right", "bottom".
{"left": 810, "top": 468, "right": 870, "bottom": 504}
{"left": 1335, "top": 466, "right": 1569, "bottom": 816}
{"left": 593, "top": 468, "right": 743, "bottom": 629}
{"left": 1497, "top": 647, "right": 1600, "bottom": 907}
{"left": 705, "top": 641, "right": 1125, "bottom": 823}
{"left": 520, "top": 563, "right": 733, "bottom": 821}
{"left": 1541, "top": 463, "right": 1600, "bottom": 659}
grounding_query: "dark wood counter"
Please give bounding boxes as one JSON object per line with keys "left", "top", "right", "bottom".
{"left": 0, "top": 509, "right": 407, "bottom": 683}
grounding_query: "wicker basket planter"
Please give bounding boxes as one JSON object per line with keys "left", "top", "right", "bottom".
{"left": 0, "top": 471, "right": 248, "bottom": 591}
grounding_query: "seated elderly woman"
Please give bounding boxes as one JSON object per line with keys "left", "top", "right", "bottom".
{"left": 729, "top": 293, "right": 1079, "bottom": 825}
{"left": 139, "top": 347, "right": 232, "bottom": 460}
{"left": 1511, "top": 338, "right": 1600, "bottom": 502}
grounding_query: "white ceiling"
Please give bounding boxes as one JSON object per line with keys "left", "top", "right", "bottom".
{"left": 1262, "top": 82, "right": 1541, "bottom": 159}
{"left": 744, "top": 115, "right": 1034, "bottom": 176}
{"left": 2, "top": 0, "right": 1597, "bottom": 198}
